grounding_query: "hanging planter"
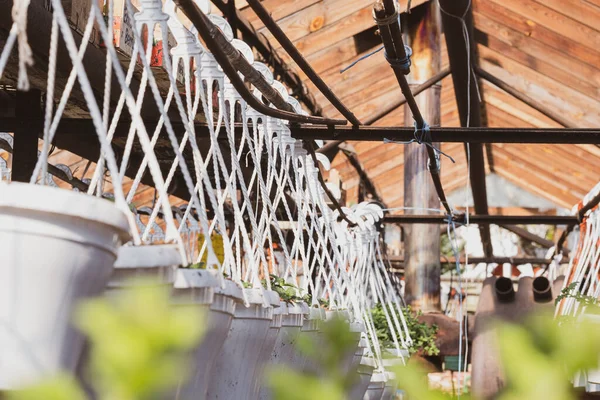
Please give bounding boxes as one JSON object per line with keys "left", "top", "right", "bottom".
{"left": 348, "top": 344, "right": 376, "bottom": 400}
{"left": 301, "top": 306, "right": 327, "bottom": 374}
{"left": 381, "top": 371, "right": 397, "bottom": 400}
{"left": 106, "top": 243, "right": 181, "bottom": 293}
{"left": 171, "top": 268, "right": 228, "bottom": 400}
{"left": 343, "top": 319, "right": 366, "bottom": 375}
{"left": 258, "top": 300, "right": 307, "bottom": 400}
{"left": 0, "top": 182, "right": 130, "bottom": 389}
{"left": 208, "top": 287, "right": 277, "bottom": 400}
{"left": 363, "top": 370, "right": 387, "bottom": 400}
{"left": 282, "top": 301, "right": 312, "bottom": 372}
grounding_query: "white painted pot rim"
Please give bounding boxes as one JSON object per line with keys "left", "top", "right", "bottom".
{"left": 308, "top": 306, "right": 326, "bottom": 320}
{"left": 0, "top": 182, "right": 130, "bottom": 246}
{"left": 287, "top": 301, "right": 306, "bottom": 315}
{"left": 371, "top": 371, "right": 387, "bottom": 383}
{"left": 114, "top": 244, "right": 182, "bottom": 268}
{"left": 214, "top": 279, "right": 245, "bottom": 302}
{"left": 360, "top": 356, "right": 377, "bottom": 368}
{"left": 244, "top": 288, "right": 268, "bottom": 305}
{"left": 298, "top": 301, "right": 310, "bottom": 314}
{"left": 263, "top": 290, "right": 281, "bottom": 307}
{"left": 274, "top": 301, "right": 290, "bottom": 315}
{"left": 350, "top": 321, "right": 365, "bottom": 333}
{"left": 174, "top": 268, "right": 219, "bottom": 289}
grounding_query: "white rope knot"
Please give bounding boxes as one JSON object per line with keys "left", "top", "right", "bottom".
{"left": 12, "top": 0, "right": 34, "bottom": 90}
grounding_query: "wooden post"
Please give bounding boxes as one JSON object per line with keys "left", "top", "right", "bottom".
{"left": 402, "top": 3, "right": 442, "bottom": 312}
{"left": 12, "top": 90, "right": 42, "bottom": 182}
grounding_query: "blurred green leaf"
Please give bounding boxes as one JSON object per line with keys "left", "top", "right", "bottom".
{"left": 7, "top": 374, "right": 86, "bottom": 400}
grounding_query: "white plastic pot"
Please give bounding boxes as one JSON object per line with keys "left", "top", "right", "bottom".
{"left": 254, "top": 294, "right": 283, "bottom": 396}
{"left": 343, "top": 320, "right": 366, "bottom": 374}
{"left": 208, "top": 288, "right": 275, "bottom": 400}
{"left": 300, "top": 307, "right": 327, "bottom": 374}
{"left": 172, "top": 268, "right": 228, "bottom": 400}
{"left": 258, "top": 301, "right": 306, "bottom": 400}
{"left": 283, "top": 301, "right": 312, "bottom": 372}
{"left": 77, "top": 243, "right": 181, "bottom": 392}
{"left": 363, "top": 371, "right": 387, "bottom": 400}
{"left": 301, "top": 306, "right": 327, "bottom": 374}
{"left": 381, "top": 371, "right": 397, "bottom": 400}
{"left": 106, "top": 244, "right": 181, "bottom": 292}
{"left": 348, "top": 353, "right": 376, "bottom": 400}
{"left": 0, "top": 182, "right": 130, "bottom": 389}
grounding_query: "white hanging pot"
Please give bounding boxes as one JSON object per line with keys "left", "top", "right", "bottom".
{"left": 254, "top": 294, "right": 283, "bottom": 397}
{"left": 0, "top": 182, "right": 130, "bottom": 389}
{"left": 258, "top": 300, "right": 306, "bottom": 400}
{"left": 301, "top": 306, "right": 327, "bottom": 374}
{"left": 171, "top": 268, "right": 229, "bottom": 400}
{"left": 363, "top": 370, "right": 387, "bottom": 400}
{"left": 381, "top": 371, "right": 397, "bottom": 400}
{"left": 341, "top": 318, "right": 365, "bottom": 375}
{"left": 105, "top": 243, "right": 181, "bottom": 293}
{"left": 325, "top": 309, "right": 359, "bottom": 374}
{"left": 208, "top": 288, "right": 275, "bottom": 400}
{"left": 348, "top": 343, "right": 376, "bottom": 400}
{"left": 77, "top": 243, "right": 181, "bottom": 391}
{"left": 283, "top": 301, "right": 311, "bottom": 372}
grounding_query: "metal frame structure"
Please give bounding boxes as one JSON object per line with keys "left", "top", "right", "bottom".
{"left": 1, "top": 0, "right": 597, "bottom": 269}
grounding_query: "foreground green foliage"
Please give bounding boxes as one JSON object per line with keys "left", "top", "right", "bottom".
{"left": 394, "top": 312, "right": 600, "bottom": 400}
{"left": 9, "top": 281, "right": 205, "bottom": 400}
{"left": 371, "top": 303, "right": 439, "bottom": 356}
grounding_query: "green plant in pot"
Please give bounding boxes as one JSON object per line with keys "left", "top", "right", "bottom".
{"left": 371, "top": 303, "right": 439, "bottom": 357}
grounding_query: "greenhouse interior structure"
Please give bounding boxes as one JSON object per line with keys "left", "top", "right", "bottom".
{"left": 1, "top": 0, "right": 600, "bottom": 398}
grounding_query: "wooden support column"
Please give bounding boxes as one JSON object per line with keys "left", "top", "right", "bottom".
{"left": 12, "top": 90, "right": 42, "bottom": 182}
{"left": 402, "top": 3, "right": 442, "bottom": 312}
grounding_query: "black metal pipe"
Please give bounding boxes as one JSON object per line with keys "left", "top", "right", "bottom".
{"left": 174, "top": 0, "right": 346, "bottom": 126}
{"left": 246, "top": 0, "right": 361, "bottom": 126}
{"left": 382, "top": 214, "right": 578, "bottom": 225}
{"left": 532, "top": 276, "right": 553, "bottom": 303}
{"left": 290, "top": 125, "right": 600, "bottom": 143}
{"left": 495, "top": 277, "right": 515, "bottom": 303}
{"left": 388, "top": 256, "right": 558, "bottom": 265}
{"left": 2, "top": 118, "right": 599, "bottom": 144}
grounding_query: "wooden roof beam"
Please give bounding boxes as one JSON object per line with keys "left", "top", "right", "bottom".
{"left": 440, "top": 0, "right": 493, "bottom": 258}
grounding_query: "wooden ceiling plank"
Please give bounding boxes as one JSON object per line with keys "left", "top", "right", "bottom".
{"left": 478, "top": 51, "right": 600, "bottom": 127}
{"left": 482, "top": 82, "right": 562, "bottom": 128}
{"left": 485, "top": 0, "right": 600, "bottom": 52}
{"left": 492, "top": 148, "right": 585, "bottom": 204}
{"left": 473, "top": 0, "right": 600, "bottom": 70}
{"left": 532, "top": 0, "right": 600, "bottom": 33}
{"left": 239, "top": 0, "right": 321, "bottom": 30}
{"left": 493, "top": 165, "right": 576, "bottom": 209}
{"left": 493, "top": 144, "right": 597, "bottom": 190}
{"left": 474, "top": 12, "right": 600, "bottom": 97}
